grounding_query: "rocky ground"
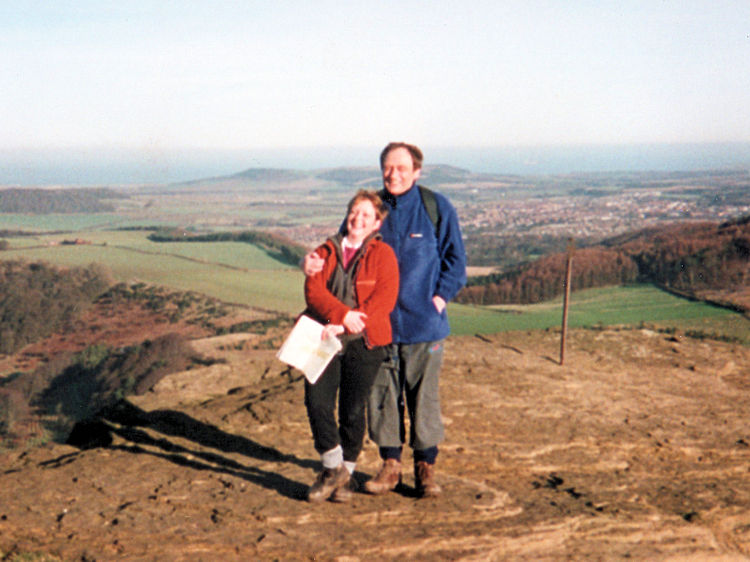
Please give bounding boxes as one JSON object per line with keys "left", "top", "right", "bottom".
{"left": 2, "top": 321, "right": 750, "bottom": 560}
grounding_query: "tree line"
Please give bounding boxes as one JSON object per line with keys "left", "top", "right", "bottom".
{"left": 0, "top": 260, "right": 112, "bottom": 354}
{"left": 148, "top": 228, "right": 307, "bottom": 266}
{"left": 458, "top": 215, "right": 750, "bottom": 306}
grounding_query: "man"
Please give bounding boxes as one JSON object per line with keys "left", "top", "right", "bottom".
{"left": 304, "top": 142, "right": 466, "bottom": 498}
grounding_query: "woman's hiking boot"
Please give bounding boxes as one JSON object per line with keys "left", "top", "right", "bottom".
{"left": 415, "top": 460, "right": 441, "bottom": 498}
{"left": 307, "top": 464, "right": 349, "bottom": 503}
{"left": 330, "top": 474, "right": 359, "bottom": 503}
{"left": 363, "top": 458, "right": 402, "bottom": 494}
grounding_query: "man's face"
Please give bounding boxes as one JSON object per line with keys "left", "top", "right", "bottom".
{"left": 382, "top": 147, "right": 421, "bottom": 196}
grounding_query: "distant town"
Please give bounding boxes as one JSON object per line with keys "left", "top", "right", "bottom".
{"left": 458, "top": 181, "right": 749, "bottom": 241}
{"left": 272, "top": 167, "right": 750, "bottom": 268}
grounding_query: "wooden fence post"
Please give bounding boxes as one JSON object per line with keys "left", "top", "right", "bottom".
{"left": 560, "top": 238, "right": 575, "bottom": 366}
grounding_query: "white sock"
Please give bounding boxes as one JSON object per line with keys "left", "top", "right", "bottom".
{"left": 321, "top": 445, "right": 344, "bottom": 469}
{"left": 344, "top": 461, "right": 356, "bottom": 474}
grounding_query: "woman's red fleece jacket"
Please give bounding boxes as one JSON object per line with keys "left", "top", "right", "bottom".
{"left": 304, "top": 236, "right": 399, "bottom": 348}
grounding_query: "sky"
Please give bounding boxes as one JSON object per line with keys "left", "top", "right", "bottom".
{"left": 2, "top": 1, "right": 750, "bottom": 154}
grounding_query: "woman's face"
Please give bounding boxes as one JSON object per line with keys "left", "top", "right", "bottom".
{"left": 346, "top": 199, "right": 382, "bottom": 244}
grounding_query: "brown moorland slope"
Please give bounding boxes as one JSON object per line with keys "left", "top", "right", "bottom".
{"left": 2, "top": 311, "right": 750, "bottom": 560}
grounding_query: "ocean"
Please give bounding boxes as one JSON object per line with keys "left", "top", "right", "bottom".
{"left": 2, "top": 143, "right": 750, "bottom": 187}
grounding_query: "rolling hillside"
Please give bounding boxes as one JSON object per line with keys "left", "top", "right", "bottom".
{"left": 460, "top": 215, "right": 750, "bottom": 314}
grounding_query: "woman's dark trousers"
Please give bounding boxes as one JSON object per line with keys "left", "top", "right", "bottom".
{"left": 305, "top": 338, "right": 385, "bottom": 462}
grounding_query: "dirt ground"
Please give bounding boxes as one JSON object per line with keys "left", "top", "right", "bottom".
{"left": 2, "top": 324, "right": 750, "bottom": 561}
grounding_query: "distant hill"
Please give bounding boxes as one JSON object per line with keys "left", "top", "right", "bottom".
{"left": 459, "top": 215, "right": 750, "bottom": 314}
{"left": 170, "top": 167, "right": 322, "bottom": 192}
{"left": 419, "top": 164, "right": 475, "bottom": 184}
{"left": 312, "top": 164, "right": 502, "bottom": 188}
{"left": 314, "top": 167, "right": 379, "bottom": 185}
{"left": 0, "top": 188, "right": 127, "bottom": 213}
{"left": 229, "top": 168, "right": 308, "bottom": 182}
{"left": 163, "top": 164, "right": 511, "bottom": 193}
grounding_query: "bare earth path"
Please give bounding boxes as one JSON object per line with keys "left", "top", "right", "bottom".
{"left": 2, "top": 328, "right": 750, "bottom": 560}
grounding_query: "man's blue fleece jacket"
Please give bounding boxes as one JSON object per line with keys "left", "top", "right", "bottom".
{"left": 378, "top": 184, "right": 467, "bottom": 344}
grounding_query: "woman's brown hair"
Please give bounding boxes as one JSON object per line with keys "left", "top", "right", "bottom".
{"left": 347, "top": 189, "right": 388, "bottom": 221}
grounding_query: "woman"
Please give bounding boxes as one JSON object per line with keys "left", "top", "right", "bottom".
{"left": 303, "top": 189, "right": 399, "bottom": 503}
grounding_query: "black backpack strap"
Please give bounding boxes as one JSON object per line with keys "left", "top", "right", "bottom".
{"left": 418, "top": 185, "right": 440, "bottom": 238}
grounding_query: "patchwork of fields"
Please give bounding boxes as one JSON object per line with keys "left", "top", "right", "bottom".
{"left": 3, "top": 219, "right": 747, "bottom": 343}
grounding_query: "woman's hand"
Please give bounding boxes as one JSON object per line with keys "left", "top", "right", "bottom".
{"left": 321, "top": 324, "right": 345, "bottom": 340}
{"left": 343, "top": 310, "right": 368, "bottom": 334}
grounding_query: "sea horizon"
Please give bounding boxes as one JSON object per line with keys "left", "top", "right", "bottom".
{"left": 2, "top": 142, "right": 750, "bottom": 187}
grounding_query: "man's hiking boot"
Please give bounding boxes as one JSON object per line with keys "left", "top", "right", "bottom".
{"left": 363, "top": 458, "right": 402, "bottom": 495}
{"left": 414, "top": 460, "right": 441, "bottom": 498}
{"left": 307, "top": 464, "right": 349, "bottom": 503}
{"left": 330, "top": 474, "right": 359, "bottom": 503}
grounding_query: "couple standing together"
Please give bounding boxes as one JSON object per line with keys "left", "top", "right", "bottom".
{"left": 301, "top": 142, "right": 467, "bottom": 503}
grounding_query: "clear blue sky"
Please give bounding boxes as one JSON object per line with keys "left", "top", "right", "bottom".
{"left": 2, "top": 1, "right": 749, "bottom": 152}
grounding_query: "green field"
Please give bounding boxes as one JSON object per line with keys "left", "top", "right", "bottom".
{"left": 0, "top": 212, "right": 135, "bottom": 231}
{"left": 4, "top": 229, "right": 306, "bottom": 313}
{"left": 2, "top": 227, "right": 747, "bottom": 342}
{"left": 450, "top": 285, "right": 748, "bottom": 343}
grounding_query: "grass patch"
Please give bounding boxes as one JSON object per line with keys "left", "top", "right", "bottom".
{"left": 0, "top": 213, "right": 128, "bottom": 231}
{"left": 450, "top": 285, "right": 749, "bottom": 344}
{"left": 2, "top": 231, "right": 305, "bottom": 313}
